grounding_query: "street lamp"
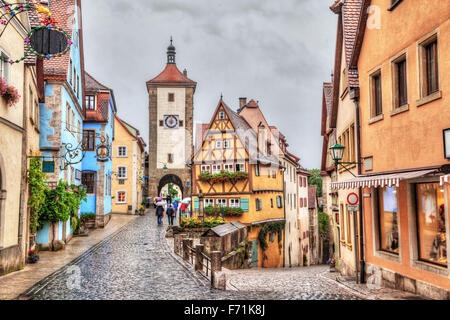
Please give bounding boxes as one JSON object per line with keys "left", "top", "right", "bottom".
{"left": 159, "top": 162, "right": 169, "bottom": 173}
{"left": 329, "top": 143, "right": 360, "bottom": 177}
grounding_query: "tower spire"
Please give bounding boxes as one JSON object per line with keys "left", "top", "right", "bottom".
{"left": 167, "top": 37, "right": 176, "bottom": 64}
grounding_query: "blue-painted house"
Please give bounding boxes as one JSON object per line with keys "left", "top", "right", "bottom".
{"left": 37, "top": 0, "right": 86, "bottom": 250}
{"left": 80, "top": 72, "right": 116, "bottom": 227}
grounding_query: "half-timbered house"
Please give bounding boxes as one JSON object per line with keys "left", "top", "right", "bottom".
{"left": 192, "top": 98, "right": 285, "bottom": 268}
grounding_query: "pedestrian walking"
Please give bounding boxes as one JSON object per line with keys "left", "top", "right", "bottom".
{"left": 173, "top": 201, "right": 179, "bottom": 220}
{"left": 155, "top": 200, "right": 165, "bottom": 226}
{"left": 180, "top": 202, "right": 187, "bottom": 218}
{"left": 166, "top": 203, "right": 175, "bottom": 226}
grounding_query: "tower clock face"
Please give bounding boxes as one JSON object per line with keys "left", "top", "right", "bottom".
{"left": 164, "top": 115, "right": 179, "bottom": 129}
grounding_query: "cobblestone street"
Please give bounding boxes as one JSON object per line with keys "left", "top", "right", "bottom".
{"left": 25, "top": 212, "right": 360, "bottom": 300}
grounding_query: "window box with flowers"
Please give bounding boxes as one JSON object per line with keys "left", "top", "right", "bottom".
{"left": 0, "top": 78, "right": 20, "bottom": 107}
{"left": 80, "top": 213, "right": 96, "bottom": 229}
{"left": 199, "top": 170, "right": 248, "bottom": 184}
{"left": 204, "top": 205, "right": 244, "bottom": 217}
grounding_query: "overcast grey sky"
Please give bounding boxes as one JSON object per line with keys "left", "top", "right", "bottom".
{"left": 82, "top": 0, "right": 337, "bottom": 169}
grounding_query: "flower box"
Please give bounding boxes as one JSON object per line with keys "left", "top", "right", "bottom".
{"left": 199, "top": 170, "right": 248, "bottom": 184}
{"left": 0, "top": 77, "right": 20, "bottom": 107}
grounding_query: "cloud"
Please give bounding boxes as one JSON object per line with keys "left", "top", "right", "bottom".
{"left": 82, "top": 0, "right": 337, "bottom": 169}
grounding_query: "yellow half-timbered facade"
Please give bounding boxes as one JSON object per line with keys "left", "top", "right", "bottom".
{"left": 192, "top": 99, "right": 285, "bottom": 268}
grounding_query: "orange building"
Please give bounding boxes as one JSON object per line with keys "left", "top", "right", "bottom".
{"left": 192, "top": 98, "right": 285, "bottom": 268}
{"left": 329, "top": 0, "right": 450, "bottom": 299}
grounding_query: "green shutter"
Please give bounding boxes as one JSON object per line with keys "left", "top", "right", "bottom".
{"left": 240, "top": 198, "right": 249, "bottom": 212}
{"left": 194, "top": 198, "right": 199, "bottom": 211}
{"left": 276, "top": 196, "right": 281, "bottom": 208}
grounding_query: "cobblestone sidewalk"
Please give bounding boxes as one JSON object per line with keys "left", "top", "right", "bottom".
{"left": 0, "top": 214, "right": 137, "bottom": 300}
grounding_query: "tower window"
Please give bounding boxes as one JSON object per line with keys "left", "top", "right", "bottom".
{"left": 179, "top": 120, "right": 184, "bottom": 127}
{"left": 168, "top": 93, "right": 175, "bottom": 102}
{"left": 159, "top": 120, "right": 164, "bottom": 127}
{"left": 168, "top": 153, "right": 174, "bottom": 163}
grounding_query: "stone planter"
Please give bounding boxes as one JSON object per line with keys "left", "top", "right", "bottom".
{"left": 85, "top": 219, "right": 96, "bottom": 229}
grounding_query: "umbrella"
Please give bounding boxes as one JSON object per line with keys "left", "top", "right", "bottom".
{"left": 182, "top": 198, "right": 191, "bottom": 202}
{"left": 156, "top": 197, "right": 162, "bottom": 201}
{"left": 156, "top": 201, "right": 166, "bottom": 207}
{"left": 173, "top": 198, "right": 181, "bottom": 201}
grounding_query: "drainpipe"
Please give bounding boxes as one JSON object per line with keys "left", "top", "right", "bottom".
{"left": 350, "top": 87, "right": 365, "bottom": 284}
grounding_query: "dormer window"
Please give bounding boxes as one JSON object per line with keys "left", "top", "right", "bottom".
{"left": 86, "top": 95, "right": 95, "bottom": 110}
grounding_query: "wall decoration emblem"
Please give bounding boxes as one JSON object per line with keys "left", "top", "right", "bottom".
{"left": 96, "top": 135, "right": 111, "bottom": 162}
{"left": 164, "top": 115, "right": 179, "bottom": 129}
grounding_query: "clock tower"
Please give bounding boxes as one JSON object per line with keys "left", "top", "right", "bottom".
{"left": 147, "top": 39, "right": 197, "bottom": 198}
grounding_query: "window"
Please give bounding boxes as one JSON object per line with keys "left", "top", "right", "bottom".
{"left": 377, "top": 186, "right": 399, "bottom": 254}
{"left": 416, "top": 182, "right": 447, "bottom": 266}
{"left": 69, "top": 59, "right": 73, "bottom": 85}
{"left": 86, "top": 95, "right": 95, "bottom": 110}
{"left": 66, "top": 104, "right": 71, "bottom": 130}
{"left": 204, "top": 199, "right": 214, "bottom": 207}
{"left": 425, "top": 40, "right": 439, "bottom": 95}
{"left": 82, "top": 172, "right": 96, "bottom": 194}
{"left": 418, "top": 33, "right": 440, "bottom": 102}
{"left": 294, "top": 194, "right": 296, "bottom": 209}
{"left": 235, "top": 163, "right": 245, "bottom": 172}
{"left": 340, "top": 204, "right": 346, "bottom": 242}
{"left": 77, "top": 121, "right": 81, "bottom": 143}
{"left": 370, "top": 70, "right": 383, "bottom": 118}
{"left": 229, "top": 199, "right": 240, "bottom": 208}
{"left": 255, "top": 164, "right": 260, "bottom": 176}
{"left": 224, "top": 163, "right": 234, "bottom": 172}
{"left": 219, "top": 111, "right": 225, "bottom": 120}
{"left": 179, "top": 120, "right": 184, "bottom": 127}
{"left": 223, "top": 140, "right": 230, "bottom": 149}
{"left": 168, "top": 153, "right": 174, "bottom": 163}
{"left": 118, "top": 166, "right": 127, "bottom": 179}
{"left": 212, "top": 164, "right": 221, "bottom": 174}
{"left": 34, "top": 99, "right": 39, "bottom": 129}
{"left": 276, "top": 196, "right": 283, "bottom": 208}
{"left": 159, "top": 120, "right": 164, "bottom": 127}
{"left": 201, "top": 165, "right": 210, "bottom": 173}
{"left": 83, "top": 130, "right": 96, "bottom": 151}
{"left": 0, "top": 50, "right": 9, "bottom": 84}
{"left": 117, "top": 191, "right": 126, "bottom": 203}
{"left": 256, "top": 199, "right": 262, "bottom": 211}
{"left": 392, "top": 56, "right": 408, "bottom": 109}
{"left": 346, "top": 208, "right": 352, "bottom": 246}
{"left": 118, "top": 179, "right": 125, "bottom": 185}
{"left": 216, "top": 199, "right": 227, "bottom": 207}
{"left": 168, "top": 93, "right": 175, "bottom": 102}
{"left": 271, "top": 199, "right": 274, "bottom": 208}
{"left": 216, "top": 140, "right": 222, "bottom": 149}
{"left": 118, "top": 146, "right": 127, "bottom": 157}
{"left": 76, "top": 74, "right": 80, "bottom": 98}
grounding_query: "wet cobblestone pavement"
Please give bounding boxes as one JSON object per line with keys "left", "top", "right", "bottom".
{"left": 27, "top": 213, "right": 360, "bottom": 300}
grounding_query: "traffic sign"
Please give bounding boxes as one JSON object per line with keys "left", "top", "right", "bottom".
{"left": 347, "top": 193, "right": 359, "bottom": 206}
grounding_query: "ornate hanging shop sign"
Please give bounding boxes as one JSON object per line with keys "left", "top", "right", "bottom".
{"left": 0, "top": 3, "right": 72, "bottom": 64}
{"left": 96, "top": 135, "right": 111, "bottom": 162}
{"left": 61, "top": 142, "right": 85, "bottom": 171}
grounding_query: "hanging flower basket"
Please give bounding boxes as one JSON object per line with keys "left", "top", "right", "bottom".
{"left": 0, "top": 78, "right": 20, "bottom": 107}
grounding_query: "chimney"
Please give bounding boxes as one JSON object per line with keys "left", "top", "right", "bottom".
{"left": 183, "top": 69, "right": 188, "bottom": 76}
{"left": 239, "top": 97, "right": 247, "bottom": 110}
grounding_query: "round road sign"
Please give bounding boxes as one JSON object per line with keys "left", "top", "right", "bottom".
{"left": 347, "top": 193, "right": 359, "bottom": 206}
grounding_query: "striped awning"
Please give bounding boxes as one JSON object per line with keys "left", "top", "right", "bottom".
{"left": 331, "top": 169, "right": 438, "bottom": 190}
{"left": 441, "top": 175, "right": 450, "bottom": 186}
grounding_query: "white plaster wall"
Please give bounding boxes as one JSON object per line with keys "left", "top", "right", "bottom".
{"left": 284, "top": 159, "right": 300, "bottom": 266}
{"left": 156, "top": 87, "right": 186, "bottom": 169}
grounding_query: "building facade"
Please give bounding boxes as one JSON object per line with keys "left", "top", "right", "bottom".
{"left": 147, "top": 40, "right": 196, "bottom": 201}
{"left": 0, "top": 0, "right": 39, "bottom": 275}
{"left": 37, "top": 0, "right": 86, "bottom": 250}
{"left": 192, "top": 99, "right": 285, "bottom": 268}
{"left": 297, "top": 169, "right": 311, "bottom": 266}
{"left": 80, "top": 72, "right": 116, "bottom": 227}
{"left": 111, "top": 116, "right": 146, "bottom": 214}
{"left": 327, "top": 0, "right": 450, "bottom": 298}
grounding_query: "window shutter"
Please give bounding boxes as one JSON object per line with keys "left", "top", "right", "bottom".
{"left": 240, "top": 198, "right": 249, "bottom": 212}
{"left": 194, "top": 198, "right": 199, "bottom": 211}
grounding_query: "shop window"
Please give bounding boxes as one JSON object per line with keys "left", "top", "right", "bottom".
{"left": 416, "top": 183, "right": 447, "bottom": 266}
{"left": 377, "top": 186, "right": 400, "bottom": 254}
{"left": 82, "top": 172, "right": 95, "bottom": 194}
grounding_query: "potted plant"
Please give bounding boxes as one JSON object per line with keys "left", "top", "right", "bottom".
{"left": 139, "top": 204, "right": 145, "bottom": 216}
{"left": 27, "top": 250, "right": 39, "bottom": 264}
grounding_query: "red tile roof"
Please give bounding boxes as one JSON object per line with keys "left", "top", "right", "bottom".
{"left": 147, "top": 64, "right": 196, "bottom": 85}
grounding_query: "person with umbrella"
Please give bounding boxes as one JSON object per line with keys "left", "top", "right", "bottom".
{"left": 155, "top": 198, "right": 166, "bottom": 226}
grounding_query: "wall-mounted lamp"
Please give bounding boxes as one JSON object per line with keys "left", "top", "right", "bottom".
{"left": 329, "top": 143, "right": 361, "bottom": 177}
